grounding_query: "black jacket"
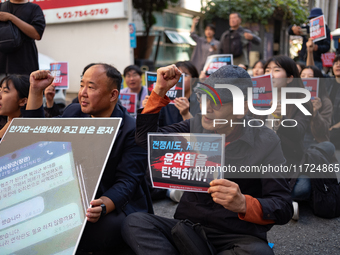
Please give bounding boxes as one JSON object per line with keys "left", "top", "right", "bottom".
{"left": 136, "top": 111, "right": 293, "bottom": 241}
{"left": 22, "top": 103, "right": 153, "bottom": 215}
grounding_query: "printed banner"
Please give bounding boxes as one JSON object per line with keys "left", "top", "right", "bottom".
{"left": 310, "top": 15, "right": 326, "bottom": 42}
{"left": 129, "top": 23, "right": 137, "bottom": 49}
{"left": 145, "top": 72, "right": 185, "bottom": 104}
{"left": 119, "top": 92, "right": 137, "bottom": 115}
{"left": 148, "top": 133, "right": 225, "bottom": 192}
{"left": 203, "top": 54, "right": 233, "bottom": 77}
{"left": 251, "top": 74, "right": 273, "bottom": 109}
{"left": 28, "top": 0, "right": 126, "bottom": 24}
{"left": 50, "top": 62, "right": 69, "bottom": 89}
{"left": 0, "top": 118, "right": 121, "bottom": 255}
{"left": 302, "top": 78, "right": 319, "bottom": 99}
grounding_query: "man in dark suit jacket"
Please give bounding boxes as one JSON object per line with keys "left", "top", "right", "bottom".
{"left": 22, "top": 64, "right": 153, "bottom": 252}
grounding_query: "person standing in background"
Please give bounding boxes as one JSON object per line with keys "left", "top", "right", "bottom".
{"left": 0, "top": 0, "right": 45, "bottom": 78}
{"left": 190, "top": 17, "right": 220, "bottom": 73}
{"left": 288, "top": 8, "right": 330, "bottom": 71}
{"left": 218, "top": 12, "right": 261, "bottom": 68}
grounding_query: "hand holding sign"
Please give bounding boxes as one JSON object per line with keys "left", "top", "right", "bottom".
{"left": 292, "top": 25, "right": 302, "bottom": 35}
{"left": 306, "top": 38, "right": 314, "bottom": 53}
{"left": 174, "top": 97, "right": 191, "bottom": 120}
{"left": 312, "top": 97, "right": 322, "bottom": 116}
{"left": 208, "top": 179, "right": 246, "bottom": 214}
{"left": 154, "top": 65, "right": 182, "bottom": 98}
{"left": 142, "top": 95, "right": 150, "bottom": 108}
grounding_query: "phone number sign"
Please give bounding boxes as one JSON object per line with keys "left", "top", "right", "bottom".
{"left": 30, "top": 0, "right": 126, "bottom": 24}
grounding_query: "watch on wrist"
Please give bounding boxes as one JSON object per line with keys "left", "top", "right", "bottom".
{"left": 100, "top": 203, "right": 106, "bottom": 217}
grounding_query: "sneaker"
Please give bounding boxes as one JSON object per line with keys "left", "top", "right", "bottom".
{"left": 166, "top": 189, "right": 184, "bottom": 203}
{"left": 292, "top": 201, "right": 299, "bottom": 221}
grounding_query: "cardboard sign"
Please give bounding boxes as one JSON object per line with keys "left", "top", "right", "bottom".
{"left": 0, "top": 118, "right": 121, "bottom": 255}
{"left": 50, "top": 62, "right": 69, "bottom": 89}
{"left": 321, "top": 52, "right": 336, "bottom": 67}
{"left": 148, "top": 133, "right": 225, "bottom": 192}
{"left": 310, "top": 15, "right": 327, "bottom": 42}
{"left": 119, "top": 92, "right": 137, "bottom": 116}
{"left": 203, "top": 54, "right": 233, "bottom": 77}
{"left": 251, "top": 74, "right": 273, "bottom": 109}
{"left": 302, "top": 78, "right": 319, "bottom": 99}
{"left": 145, "top": 72, "right": 185, "bottom": 104}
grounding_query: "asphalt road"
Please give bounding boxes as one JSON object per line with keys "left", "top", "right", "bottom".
{"left": 151, "top": 198, "right": 340, "bottom": 255}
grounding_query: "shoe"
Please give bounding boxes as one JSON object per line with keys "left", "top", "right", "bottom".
{"left": 167, "top": 189, "right": 183, "bottom": 203}
{"left": 292, "top": 201, "right": 299, "bottom": 220}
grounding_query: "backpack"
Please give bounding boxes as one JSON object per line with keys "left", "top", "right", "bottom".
{"left": 300, "top": 146, "right": 340, "bottom": 218}
{"left": 0, "top": 1, "right": 22, "bottom": 53}
{"left": 220, "top": 29, "right": 243, "bottom": 58}
{"left": 310, "top": 177, "right": 340, "bottom": 218}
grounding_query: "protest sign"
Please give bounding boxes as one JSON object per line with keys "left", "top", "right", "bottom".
{"left": 0, "top": 118, "right": 121, "bottom": 255}
{"left": 321, "top": 52, "right": 336, "bottom": 67}
{"left": 148, "top": 133, "right": 225, "bottom": 192}
{"left": 251, "top": 74, "right": 273, "bottom": 109}
{"left": 310, "top": 15, "right": 326, "bottom": 42}
{"left": 203, "top": 54, "right": 233, "bottom": 77}
{"left": 50, "top": 62, "right": 69, "bottom": 89}
{"left": 145, "top": 71, "right": 185, "bottom": 104}
{"left": 302, "top": 78, "right": 319, "bottom": 99}
{"left": 119, "top": 92, "right": 137, "bottom": 116}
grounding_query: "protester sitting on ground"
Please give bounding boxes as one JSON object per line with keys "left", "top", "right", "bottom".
{"left": 190, "top": 17, "right": 220, "bottom": 73}
{"left": 121, "top": 65, "right": 147, "bottom": 109}
{"left": 264, "top": 56, "right": 313, "bottom": 167}
{"left": 252, "top": 59, "right": 265, "bottom": 77}
{"left": 0, "top": 75, "right": 29, "bottom": 140}
{"left": 43, "top": 84, "right": 64, "bottom": 117}
{"left": 72, "top": 63, "right": 97, "bottom": 104}
{"left": 302, "top": 39, "right": 333, "bottom": 149}
{"left": 290, "top": 65, "right": 334, "bottom": 207}
{"left": 122, "top": 64, "right": 293, "bottom": 255}
{"left": 22, "top": 64, "right": 153, "bottom": 253}
{"left": 142, "top": 61, "right": 200, "bottom": 202}
{"left": 326, "top": 55, "right": 340, "bottom": 149}
{"left": 300, "top": 66, "right": 333, "bottom": 147}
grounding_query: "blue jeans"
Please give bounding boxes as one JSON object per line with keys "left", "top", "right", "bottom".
{"left": 291, "top": 175, "right": 311, "bottom": 201}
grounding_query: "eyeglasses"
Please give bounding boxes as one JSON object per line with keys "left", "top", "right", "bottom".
{"left": 196, "top": 93, "right": 222, "bottom": 110}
